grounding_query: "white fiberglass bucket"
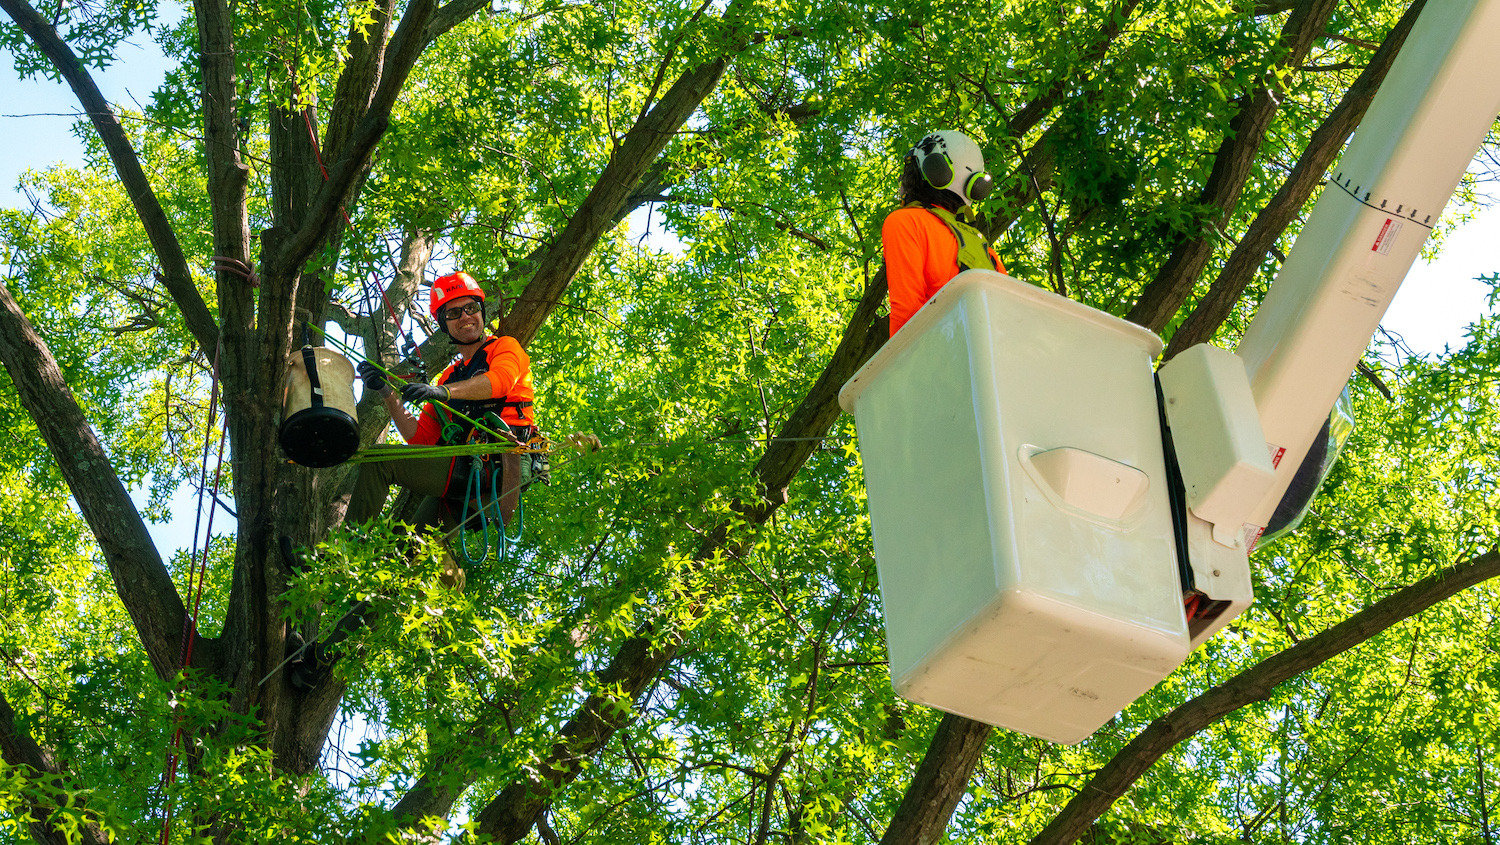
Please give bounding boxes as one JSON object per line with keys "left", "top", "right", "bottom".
{"left": 839, "top": 270, "right": 1189, "bottom": 744}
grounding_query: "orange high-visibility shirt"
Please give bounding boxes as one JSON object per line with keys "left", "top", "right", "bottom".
{"left": 410, "top": 335, "right": 535, "bottom": 446}
{"left": 882, "top": 206, "right": 1005, "bottom": 336}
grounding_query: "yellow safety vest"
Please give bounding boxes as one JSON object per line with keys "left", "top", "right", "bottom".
{"left": 912, "top": 203, "right": 1000, "bottom": 275}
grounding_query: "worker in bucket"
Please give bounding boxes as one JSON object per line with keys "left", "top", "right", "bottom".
{"left": 347, "top": 270, "right": 537, "bottom": 536}
{"left": 883, "top": 130, "right": 1007, "bottom": 336}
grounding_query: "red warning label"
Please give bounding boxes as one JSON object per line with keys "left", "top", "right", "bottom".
{"left": 1269, "top": 444, "right": 1286, "bottom": 468}
{"left": 1247, "top": 525, "right": 1266, "bottom": 552}
{"left": 1371, "top": 218, "right": 1401, "bottom": 255}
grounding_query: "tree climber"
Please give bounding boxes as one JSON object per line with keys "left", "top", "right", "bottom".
{"left": 346, "top": 270, "right": 538, "bottom": 537}
{"left": 882, "top": 130, "right": 1007, "bottom": 336}
{"left": 282, "top": 271, "right": 535, "bottom": 691}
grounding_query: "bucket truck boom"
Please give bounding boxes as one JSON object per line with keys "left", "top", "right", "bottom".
{"left": 1162, "top": 0, "right": 1500, "bottom": 640}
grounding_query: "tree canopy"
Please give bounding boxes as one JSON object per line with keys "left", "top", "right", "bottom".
{"left": 1, "top": 0, "right": 1498, "bottom": 841}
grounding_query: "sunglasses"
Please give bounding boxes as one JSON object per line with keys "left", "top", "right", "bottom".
{"left": 442, "top": 301, "right": 483, "bottom": 322}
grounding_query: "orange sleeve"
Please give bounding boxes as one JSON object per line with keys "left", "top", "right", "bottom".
{"left": 883, "top": 209, "right": 931, "bottom": 337}
{"left": 409, "top": 406, "right": 441, "bottom": 446}
{"left": 482, "top": 337, "right": 529, "bottom": 399}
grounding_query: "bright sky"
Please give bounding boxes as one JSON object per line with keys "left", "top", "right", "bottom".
{"left": 0, "top": 28, "right": 178, "bottom": 199}
{"left": 2, "top": 38, "right": 1497, "bottom": 557}
{"left": 1388, "top": 201, "right": 1499, "bottom": 354}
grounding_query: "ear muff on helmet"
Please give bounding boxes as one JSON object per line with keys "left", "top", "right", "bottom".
{"left": 966, "top": 171, "right": 994, "bottom": 202}
{"left": 912, "top": 130, "right": 993, "bottom": 206}
{"left": 919, "top": 152, "right": 995, "bottom": 205}
{"left": 920, "top": 151, "right": 956, "bottom": 192}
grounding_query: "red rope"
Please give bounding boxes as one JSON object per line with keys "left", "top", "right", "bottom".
{"left": 299, "top": 106, "right": 410, "bottom": 335}
{"left": 1183, "top": 591, "right": 1203, "bottom": 621}
{"left": 157, "top": 344, "right": 227, "bottom": 844}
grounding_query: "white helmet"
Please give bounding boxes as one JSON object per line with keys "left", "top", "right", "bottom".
{"left": 910, "top": 130, "right": 994, "bottom": 207}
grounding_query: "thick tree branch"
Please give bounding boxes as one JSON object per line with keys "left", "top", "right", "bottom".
{"left": 0, "top": 691, "right": 110, "bottom": 845}
{"left": 276, "top": 0, "right": 438, "bottom": 278}
{"left": 501, "top": 0, "right": 755, "bottom": 345}
{"left": 1162, "top": 0, "right": 1426, "bottom": 359}
{"left": 1029, "top": 548, "right": 1500, "bottom": 844}
{"left": 424, "top": 0, "right": 489, "bottom": 44}
{"left": 324, "top": 0, "right": 399, "bottom": 170}
{"left": 193, "top": 0, "right": 266, "bottom": 670}
{"left": 879, "top": 714, "right": 994, "bottom": 845}
{"left": 0, "top": 0, "right": 217, "bottom": 355}
{"left": 0, "top": 279, "right": 190, "bottom": 682}
{"left": 1126, "top": 0, "right": 1341, "bottom": 332}
{"left": 268, "top": 102, "right": 322, "bottom": 239}
{"left": 191, "top": 0, "right": 252, "bottom": 357}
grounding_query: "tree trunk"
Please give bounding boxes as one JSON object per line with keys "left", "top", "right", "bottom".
{"left": 879, "top": 715, "right": 994, "bottom": 845}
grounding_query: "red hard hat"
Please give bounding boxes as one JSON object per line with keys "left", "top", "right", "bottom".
{"left": 430, "top": 271, "right": 485, "bottom": 317}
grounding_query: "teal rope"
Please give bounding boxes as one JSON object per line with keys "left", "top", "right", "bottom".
{"left": 457, "top": 458, "right": 490, "bottom": 566}
{"left": 454, "top": 455, "right": 527, "bottom": 566}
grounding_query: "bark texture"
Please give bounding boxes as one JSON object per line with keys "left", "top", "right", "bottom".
{"left": 879, "top": 715, "right": 995, "bottom": 845}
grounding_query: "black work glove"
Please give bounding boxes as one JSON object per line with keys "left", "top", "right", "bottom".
{"left": 356, "top": 361, "right": 388, "bottom": 395}
{"left": 401, "top": 382, "right": 450, "bottom": 405}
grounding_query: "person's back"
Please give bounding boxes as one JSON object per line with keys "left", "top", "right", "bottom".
{"left": 882, "top": 130, "right": 1005, "bottom": 336}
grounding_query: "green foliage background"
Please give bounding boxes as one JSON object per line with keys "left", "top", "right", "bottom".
{"left": 1, "top": 0, "right": 1498, "bottom": 841}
